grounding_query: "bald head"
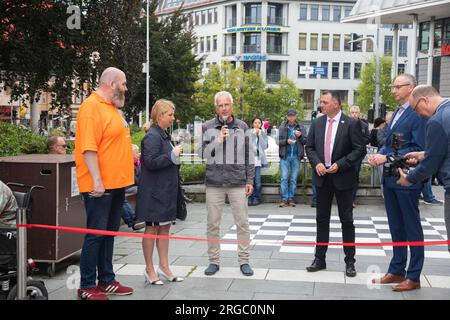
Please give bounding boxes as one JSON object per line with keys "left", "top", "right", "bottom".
{"left": 97, "top": 67, "right": 128, "bottom": 108}
{"left": 409, "top": 85, "right": 443, "bottom": 118}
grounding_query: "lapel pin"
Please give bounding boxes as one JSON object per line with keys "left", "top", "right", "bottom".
{"left": 341, "top": 121, "right": 345, "bottom": 123}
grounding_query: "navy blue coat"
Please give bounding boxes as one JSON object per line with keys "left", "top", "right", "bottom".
{"left": 136, "top": 125, "right": 179, "bottom": 222}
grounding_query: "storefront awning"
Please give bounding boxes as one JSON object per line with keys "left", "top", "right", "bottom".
{"left": 342, "top": 0, "right": 450, "bottom": 24}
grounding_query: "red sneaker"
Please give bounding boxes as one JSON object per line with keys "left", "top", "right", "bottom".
{"left": 97, "top": 281, "right": 134, "bottom": 296}
{"left": 78, "top": 287, "right": 108, "bottom": 300}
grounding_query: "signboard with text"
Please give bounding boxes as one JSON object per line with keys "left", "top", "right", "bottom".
{"left": 226, "top": 26, "right": 282, "bottom": 33}
{"left": 442, "top": 43, "right": 450, "bottom": 56}
{"left": 235, "top": 54, "right": 267, "bottom": 61}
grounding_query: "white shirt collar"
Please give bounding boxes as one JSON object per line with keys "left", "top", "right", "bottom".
{"left": 327, "top": 110, "right": 342, "bottom": 123}
{"left": 400, "top": 102, "right": 409, "bottom": 110}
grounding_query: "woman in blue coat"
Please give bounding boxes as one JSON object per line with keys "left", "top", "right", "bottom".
{"left": 136, "top": 99, "right": 184, "bottom": 285}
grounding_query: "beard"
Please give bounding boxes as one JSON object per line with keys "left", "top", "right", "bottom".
{"left": 112, "top": 87, "right": 125, "bottom": 108}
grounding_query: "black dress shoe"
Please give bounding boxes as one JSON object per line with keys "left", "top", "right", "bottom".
{"left": 306, "top": 259, "right": 326, "bottom": 272}
{"left": 345, "top": 263, "right": 357, "bottom": 277}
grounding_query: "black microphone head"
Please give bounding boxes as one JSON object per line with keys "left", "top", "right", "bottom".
{"left": 222, "top": 116, "right": 228, "bottom": 128}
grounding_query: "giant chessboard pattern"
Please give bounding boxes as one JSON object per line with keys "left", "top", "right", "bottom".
{"left": 221, "top": 214, "right": 450, "bottom": 259}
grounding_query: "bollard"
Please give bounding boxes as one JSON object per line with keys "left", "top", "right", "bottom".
{"left": 16, "top": 207, "right": 27, "bottom": 300}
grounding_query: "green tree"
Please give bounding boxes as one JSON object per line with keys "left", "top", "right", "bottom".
{"left": 356, "top": 56, "right": 396, "bottom": 114}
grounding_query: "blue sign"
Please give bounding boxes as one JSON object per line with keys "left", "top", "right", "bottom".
{"left": 235, "top": 54, "right": 267, "bottom": 61}
{"left": 313, "top": 67, "right": 328, "bottom": 76}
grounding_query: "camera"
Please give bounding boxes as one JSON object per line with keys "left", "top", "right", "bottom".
{"left": 383, "top": 133, "right": 411, "bottom": 178}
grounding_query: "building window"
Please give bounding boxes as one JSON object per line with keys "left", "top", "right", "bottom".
{"left": 399, "top": 36, "right": 408, "bottom": 57}
{"left": 299, "top": 3, "right": 308, "bottom": 20}
{"left": 366, "top": 36, "right": 374, "bottom": 52}
{"left": 321, "top": 34, "right": 329, "bottom": 51}
{"left": 206, "top": 36, "right": 211, "bottom": 52}
{"left": 354, "top": 63, "right": 362, "bottom": 79}
{"left": 200, "top": 37, "right": 204, "bottom": 52}
{"left": 243, "top": 33, "right": 261, "bottom": 53}
{"left": 320, "top": 62, "right": 329, "bottom": 79}
{"left": 333, "top": 6, "right": 341, "bottom": 22}
{"left": 267, "top": 33, "right": 283, "bottom": 54}
{"left": 344, "top": 34, "right": 351, "bottom": 51}
{"left": 333, "top": 34, "right": 341, "bottom": 51}
{"left": 343, "top": 63, "right": 351, "bottom": 79}
{"left": 384, "top": 35, "right": 393, "bottom": 56}
{"left": 309, "top": 61, "right": 317, "bottom": 79}
{"left": 268, "top": 3, "right": 283, "bottom": 25}
{"left": 332, "top": 62, "right": 339, "bottom": 79}
{"left": 398, "top": 63, "right": 405, "bottom": 75}
{"left": 244, "top": 3, "right": 262, "bottom": 25}
{"left": 195, "top": 11, "right": 200, "bottom": 25}
{"left": 213, "top": 35, "right": 217, "bottom": 51}
{"left": 299, "top": 33, "right": 307, "bottom": 50}
{"left": 243, "top": 61, "right": 261, "bottom": 73}
{"left": 310, "top": 4, "right": 319, "bottom": 21}
{"left": 193, "top": 37, "right": 198, "bottom": 54}
{"left": 201, "top": 10, "right": 206, "bottom": 24}
{"left": 208, "top": 9, "right": 213, "bottom": 24}
{"left": 227, "top": 5, "right": 237, "bottom": 27}
{"left": 322, "top": 5, "right": 330, "bottom": 21}
{"left": 267, "top": 60, "right": 282, "bottom": 83}
{"left": 310, "top": 33, "right": 318, "bottom": 50}
{"left": 303, "top": 90, "right": 315, "bottom": 110}
{"left": 298, "top": 61, "right": 306, "bottom": 78}
{"left": 214, "top": 8, "right": 218, "bottom": 23}
{"left": 344, "top": 6, "right": 353, "bottom": 18}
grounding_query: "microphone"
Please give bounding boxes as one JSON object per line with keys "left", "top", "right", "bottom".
{"left": 222, "top": 115, "right": 228, "bottom": 129}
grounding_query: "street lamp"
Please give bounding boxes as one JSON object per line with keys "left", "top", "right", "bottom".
{"left": 349, "top": 27, "right": 381, "bottom": 118}
{"left": 146, "top": 0, "right": 150, "bottom": 124}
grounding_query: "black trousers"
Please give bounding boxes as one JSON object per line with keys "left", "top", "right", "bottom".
{"left": 315, "top": 175, "right": 356, "bottom": 264}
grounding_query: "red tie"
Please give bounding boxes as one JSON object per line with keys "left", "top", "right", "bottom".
{"left": 325, "top": 118, "right": 334, "bottom": 165}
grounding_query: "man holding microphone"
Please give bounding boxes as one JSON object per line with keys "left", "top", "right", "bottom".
{"left": 198, "top": 91, "right": 255, "bottom": 277}
{"left": 397, "top": 85, "right": 450, "bottom": 253}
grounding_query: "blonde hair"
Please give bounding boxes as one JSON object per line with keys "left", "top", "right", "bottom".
{"left": 142, "top": 120, "right": 153, "bottom": 133}
{"left": 149, "top": 99, "right": 175, "bottom": 128}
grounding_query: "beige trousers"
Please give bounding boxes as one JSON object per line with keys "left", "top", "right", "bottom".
{"left": 206, "top": 187, "right": 250, "bottom": 265}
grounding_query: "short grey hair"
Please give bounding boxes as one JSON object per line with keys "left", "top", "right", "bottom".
{"left": 214, "top": 91, "right": 234, "bottom": 106}
{"left": 350, "top": 105, "right": 360, "bottom": 113}
{"left": 396, "top": 73, "right": 417, "bottom": 87}
{"left": 412, "top": 85, "right": 440, "bottom": 99}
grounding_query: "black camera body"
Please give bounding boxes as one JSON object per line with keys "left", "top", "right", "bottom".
{"left": 383, "top": 133, "right": 411, "bottom": 178}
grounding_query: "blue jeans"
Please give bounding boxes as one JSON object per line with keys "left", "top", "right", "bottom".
{"left": 249, "top": 166, "right": 262, "bottom": 202}
{"left": 421, "top": 180, "right": 435, "bottom": 202}
{"left": 80, "top": 189, "right": 124, "bottom": 289}
{"left": 280, "top": 156, "right": 300, "bottom": 201}
{"left": 122, "top": 198, "right": 136, "bottom": 227}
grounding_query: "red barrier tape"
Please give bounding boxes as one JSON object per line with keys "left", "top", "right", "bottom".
{"left": 17, "top": 224, "right": 450, "bottom": 247}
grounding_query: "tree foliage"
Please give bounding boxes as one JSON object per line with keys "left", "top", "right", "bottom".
{"left": 193, "top": 62, "right": 305, "bottom": 125}
{"left": 356, "top": 56, "right": 396, "bottom": 113}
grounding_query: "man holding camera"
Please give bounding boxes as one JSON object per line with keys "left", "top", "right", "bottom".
{"left": 278, "top": 109, "right": 307, "bottom": 207}
{"left": 397, "top": 85, "right": 450, "bottom": 254}
{"left": 368, "top": 74, "right": 427, "bottom": 292}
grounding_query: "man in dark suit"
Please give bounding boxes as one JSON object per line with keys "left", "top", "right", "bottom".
{"left": 368, "top": 73, "right": 427, "bottom": 292}
{"left": 305, "top": 91, "right": 366, "bottom": 277}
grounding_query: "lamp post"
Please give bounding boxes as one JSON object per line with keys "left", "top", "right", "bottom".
{"left": 146, "top": 0, "right": 150, "bottom": 123}
{"left": 349, "top": 27, "right": 380, "bottom": 118}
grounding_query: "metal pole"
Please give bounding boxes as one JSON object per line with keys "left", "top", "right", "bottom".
{"left": 410, "top": 14, "right": 418, "bottom": 76}
{"left": 427, "top": 16, "right": 435, "bottom": 86}
{"left": 146, "top": 0, "right": 150, "bottom": 122}
{"left": 392, "top": 24, "right": 399, "bottom": 79}
{"left": 16, "top": 207, "right": 27, "bottom": 300}
{"left": 375, "top": 26, "right": 380, "bottom": 118}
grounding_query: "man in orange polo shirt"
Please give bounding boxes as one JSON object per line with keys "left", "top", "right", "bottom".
{"left": 75, "top": 67, "right": 134, "bottom": 300}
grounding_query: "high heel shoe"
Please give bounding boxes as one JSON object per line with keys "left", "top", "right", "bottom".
{"left": 144, "top": 270, "right": 163, "bottom": 285}
{"left": 157, "top": 268, "right": 184, "bottom": 282}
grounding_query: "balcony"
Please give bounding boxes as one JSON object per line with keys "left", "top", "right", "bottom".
{"left": 244, "top": 16, "right": 262, "bottom": 25}
{"left": 242, "top": 44, "right": 261, "bottom": 53}
{"left": 267, "top": 16, "right": 284, "bottom": 26}
{"left": 266, "top": 73, "right": 281, "bottom": 83}
{"left": 227, "top": 18, "right": 237, "bottom": 28}
{"left": 267, "top": 45, "right": 284, "bottom": 55}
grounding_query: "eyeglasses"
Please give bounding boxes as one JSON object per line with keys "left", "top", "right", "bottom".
{"left": 391, "top": 83, "right": 411, "bottom": 90}
{"left": 412, "top": 97, "right": 425, "bottom": 111}
{"left": 216, "top": 103, "right": 232, "bottom": 108}
{"left": 58, "top": 144, "right": 67, "bottom": 148}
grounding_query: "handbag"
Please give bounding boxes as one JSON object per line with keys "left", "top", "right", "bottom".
{"left": 176, "top": 181, "right": 187, "bottom": 221}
